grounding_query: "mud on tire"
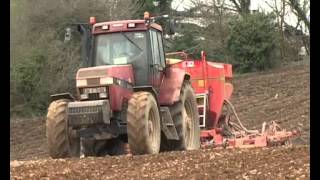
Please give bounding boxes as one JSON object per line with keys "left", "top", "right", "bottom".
{"left": 46, "top": 99, "right": 79, "bottom": 158}
{"left": 167, "top": 82, "right": 200, "bottom": 150}
{"left": 127, "top": 92, "right": 161, "bottom": 155}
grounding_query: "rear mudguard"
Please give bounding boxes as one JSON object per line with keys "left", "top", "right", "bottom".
{"left": 158, "top": 67, "right": 190, "bottom": 106}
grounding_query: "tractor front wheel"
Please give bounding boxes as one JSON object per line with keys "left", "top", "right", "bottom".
{"left": 46, "top": 99, "right": 79, "bottom": 158}
{"left": 127, "top": 92, "right": 161, "bottom": 155}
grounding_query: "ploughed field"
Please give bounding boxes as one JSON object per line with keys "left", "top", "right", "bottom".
{"left": 11, "top": 146, "right": 309, "bottom": 179}
{"left": 10, "top": 62, "right": 310, "bottom": 179}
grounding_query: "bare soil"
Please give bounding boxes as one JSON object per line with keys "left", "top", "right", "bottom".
{"left": 231, "top": 63, "right": 309, "bottom": 144}
{"left": 10, "top": 62, "right": 310, "bottom": 179}
{"left": 11, "top": 146, "right": 309, "bottom": 180}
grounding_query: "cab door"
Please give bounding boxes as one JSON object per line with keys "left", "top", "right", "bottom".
{"left": 149, "top": 29, "right": 166, "bottom": 93}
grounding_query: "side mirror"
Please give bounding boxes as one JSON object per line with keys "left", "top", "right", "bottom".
{"left": 168, "top": 19, "right": 176, "bottom": 35}
{"left": 64, "top": 27, "right": 72, "bottom": 42}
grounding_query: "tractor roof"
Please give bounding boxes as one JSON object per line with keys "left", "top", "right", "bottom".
{"left": 92, "top": 20, "right": 162, "bottom": 35}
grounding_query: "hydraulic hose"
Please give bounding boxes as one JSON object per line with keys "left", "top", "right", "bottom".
{"left": 224, "top": 99, "right": 261, "bottom": 135}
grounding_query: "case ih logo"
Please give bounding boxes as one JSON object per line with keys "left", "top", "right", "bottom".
{"left": 182, "top": 61, "right": 194, "bottom": 67}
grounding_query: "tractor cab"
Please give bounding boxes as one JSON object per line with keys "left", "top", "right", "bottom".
{"left": 91, "top": 18, "right": 166, "bottom": 88}
{"left": 72, "top": 13, "right": 174, "bottom": 95}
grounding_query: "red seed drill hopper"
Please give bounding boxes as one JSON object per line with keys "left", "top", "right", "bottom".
{"left": 166, "top": 51, "right": 299, "bottom": 148}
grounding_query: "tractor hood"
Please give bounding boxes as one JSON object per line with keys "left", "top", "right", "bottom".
{"left": 76, "top": 65, "right": 135, "bottom": 87}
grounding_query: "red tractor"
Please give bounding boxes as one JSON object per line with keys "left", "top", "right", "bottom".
{"left": 46, "top": 13, "right": 200, "bottom": 158}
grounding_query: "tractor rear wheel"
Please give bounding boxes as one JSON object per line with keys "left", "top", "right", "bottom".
{"left": 168, "top": 82, "right": 200, "bottom": 150}
{"left": 127, "top": 92, "right": 161, "bottom": 155}
{"left": 46, "top": 99, "right": 79, "bottom": 158}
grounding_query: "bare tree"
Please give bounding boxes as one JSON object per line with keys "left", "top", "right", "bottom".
{"left": 288, "top": 0, "right": 309, "bottom": 32}
{"left": 264, "top": 0, "right": 309, "bottom": 56}
{"left": 264, "top": 0, "right": 287, "bottom": 60}
{"left": 229, "top": 0, "right": 251, "bottom": 15}
{"left": 288, "top": 0, "right": 309, "bottom": 55}
{"left": 182, "top": 0, "right": 235, "bottom": 61}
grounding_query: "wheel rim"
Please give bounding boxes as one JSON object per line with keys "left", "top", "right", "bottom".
{"left": 183, "top": 99, "right": 194, "bottom": 148}
{"left": 148, "top": 108, "right": 158, "bottom": 152}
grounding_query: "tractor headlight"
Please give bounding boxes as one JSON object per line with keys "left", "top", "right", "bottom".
{"left": 82, "top": 87, "right": 107, "bottom": 94}
{"left": 77, "top": 79, "right": 87, "bottom": 87}
{"left": 99, "top": 92, "right": 108, "bottom": 98}
{"left": 80, "top": 93, "right": 88, "bottom": 100}
{"left": 80, "top": 87, "right": 108, "bottom": 100}
{"left": 100, "top": 77, "right": 114, "bottom": 85}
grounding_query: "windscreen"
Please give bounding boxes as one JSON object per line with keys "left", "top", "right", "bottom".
{"left": 94, "top": 31, "right": 147, "bottom": 66}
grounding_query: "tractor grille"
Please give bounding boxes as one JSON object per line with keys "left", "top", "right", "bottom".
{"left": 68, "top": 106, "right": 100, "bottom": 114}
{"left": 67, "top": 100, "right": 111, "bottom": 126}
{"left": 68, "top": 106, "right": 104, "bottom": 126}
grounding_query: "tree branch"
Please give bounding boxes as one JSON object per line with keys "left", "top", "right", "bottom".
{"left": 288, "top": 0, "right": 309, "bottom": 31}
{"left": 229, "top": 0, "right": 242, "bottom": 13}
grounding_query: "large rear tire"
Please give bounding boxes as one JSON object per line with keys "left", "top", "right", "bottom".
{"left": 168, "top": 82, "right": 200, "bottom": 150}
{"left": 46, "top": 99, "right": 79, "bottom": 158}
{"left": 127, "top": 92, "right": 161, "bottom": 155}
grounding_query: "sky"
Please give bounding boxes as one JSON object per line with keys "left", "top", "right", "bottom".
{"left": 171, "top": 0, "right": 309, "bottom": 34}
